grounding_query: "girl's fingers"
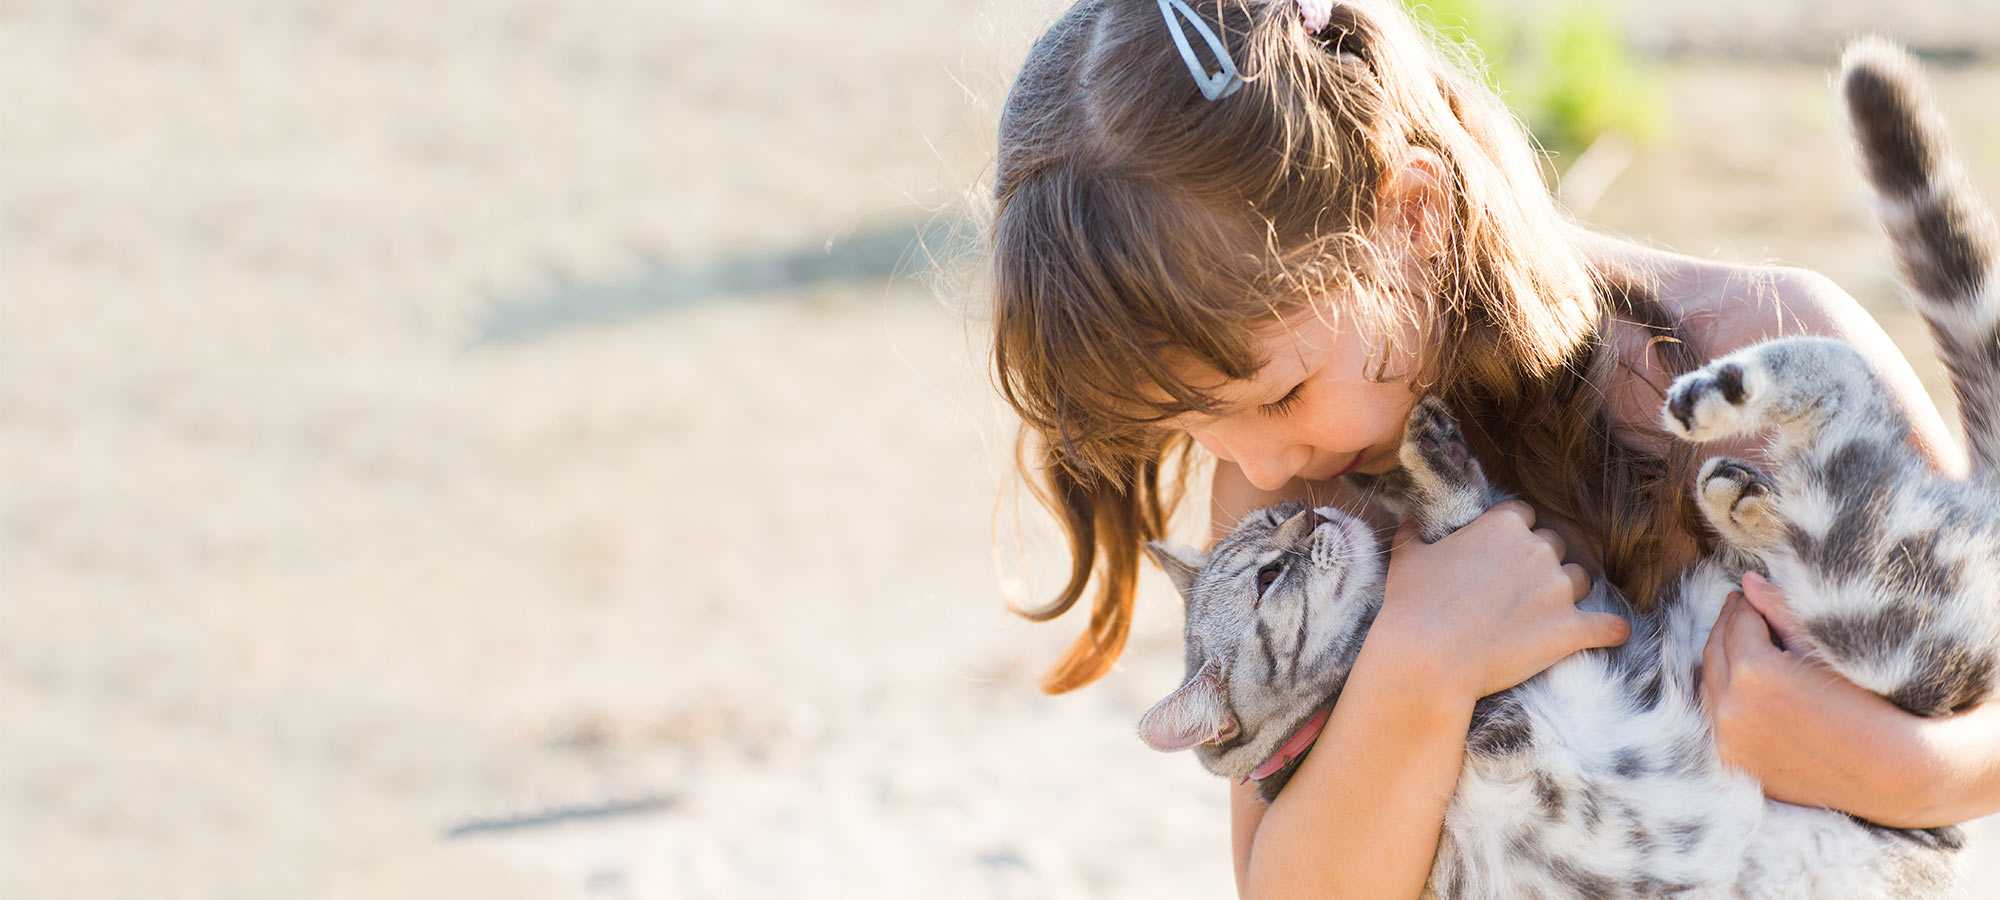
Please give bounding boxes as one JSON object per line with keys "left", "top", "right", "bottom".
{"left": 1532, "top": 527, "right": 1567, "bottom": 562}
{"left": 1719, "top": 588, "right": 1781, "bottom": 666}
{"left": 1575, "top": 611, "right": 1630, "bottom": 650}
{"left": 1562, "top": 563, "right": 1590, "bottom": 602}
{"left": 1740, "top": 571, "right": 1809, "bottom": 653}
{"left": 1487, "top": 499, "right": 1535, "bottom": 529}
{"left": 1702, "top": 593, "right": 1741, "bottom": 695}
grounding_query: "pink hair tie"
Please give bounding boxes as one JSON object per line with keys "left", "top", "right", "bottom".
{"left": 1297, "top": 0, "right": 1332, "bottom": 33}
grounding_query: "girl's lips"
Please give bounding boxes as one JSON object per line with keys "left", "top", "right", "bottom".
{"left": 1308, "top": 450, "right": 1371, "bottom": 481}
{"left": 1324, "top": 445, "right": 1396, "bottom": 480}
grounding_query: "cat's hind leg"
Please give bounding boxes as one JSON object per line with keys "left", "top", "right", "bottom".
{"left": 1663, "top": 337, "right": 1912, "bottom": 459}
{"left": 1696, "top": 456, "right": 1784, "bottom": 556}
{"left": 1776, "top": 492, "right": 2000, "bottom": 718}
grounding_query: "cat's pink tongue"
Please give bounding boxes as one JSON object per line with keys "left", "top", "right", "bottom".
{"left": 1243, "top": 707, "right": 1330, "bottom": 783}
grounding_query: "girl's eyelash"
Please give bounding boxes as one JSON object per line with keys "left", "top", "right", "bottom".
{"left": 1259, "top": 384, "right": 1304, "bottom": 417}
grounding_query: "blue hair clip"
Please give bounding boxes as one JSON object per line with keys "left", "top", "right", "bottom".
{"left": 1156, "top": 0, "right": 1243, "bottom": 101}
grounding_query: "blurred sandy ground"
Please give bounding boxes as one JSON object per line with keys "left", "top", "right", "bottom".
{"left": 2, "top": 1, "right": 1998, "bottom": 898}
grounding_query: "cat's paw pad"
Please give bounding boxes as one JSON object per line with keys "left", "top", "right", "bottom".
{"left": 1697, "top": 456, "right": 1781, "bottom": 547}
{"left": 1664, "top": 358, "right": 1760, "bottom": 442}
{"left": 1699, "top": 457, "right": 1774, "bottom": 508}
{"left": 1383, "top": 397, "right": 1494, "bottom": 540}
{"left": 1398, "top": 396, "right": 1476, "bottom": 485}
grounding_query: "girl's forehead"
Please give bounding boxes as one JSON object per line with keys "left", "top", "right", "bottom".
{"left": 1227, "top": 309, "right": 1340, "bottom": 387}
{"left": 1255, "top": 307, "right": 1342, "bottom": 358}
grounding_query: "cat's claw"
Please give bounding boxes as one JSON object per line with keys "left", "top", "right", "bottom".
{"left": 1696, "top": 456, "right": 1782, "bottom": 552}
{"left": 1401, "top": 396, "right": 1476, "bottom": 480}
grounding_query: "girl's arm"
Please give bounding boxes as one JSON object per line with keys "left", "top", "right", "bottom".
{"left": 1230, "top": 629, "right": 1475, "bottom": 900}
{"left": 1212, "top": 463, "right": 1629, "bottom": 899}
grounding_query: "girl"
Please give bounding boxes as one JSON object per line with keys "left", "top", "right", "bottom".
{"left": 985, "top": 1, "right": 2000, "bottom": 897}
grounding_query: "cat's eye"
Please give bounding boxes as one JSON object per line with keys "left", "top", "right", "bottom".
{"left": 1256, "top": 562, "right": 1284, "bottom": 594}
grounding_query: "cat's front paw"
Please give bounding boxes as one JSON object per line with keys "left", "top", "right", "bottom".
{"left": 1664, "top": 357, "right": 1759, "bottom": 442}
{"left": 1696, "top": 456, "right": 1783, "bottom": 551}
{"left": 1399, "top": 395, "right": 1476, "bottom": 484}
{"left": 1388, "top": 396, "right": 1496, "bottom": 540}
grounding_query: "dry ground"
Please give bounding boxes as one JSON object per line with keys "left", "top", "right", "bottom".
{"left": 4, "top": 2, "right": 1999, "bottom": 898}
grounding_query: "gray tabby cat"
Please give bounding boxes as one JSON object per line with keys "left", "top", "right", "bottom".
{"left": 1137, "top": 41, "right": 2000, "bottom": 900}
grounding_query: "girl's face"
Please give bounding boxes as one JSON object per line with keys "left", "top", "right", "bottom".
{"left": 1172, "top": 308, "right": 1422, "bottom": 493}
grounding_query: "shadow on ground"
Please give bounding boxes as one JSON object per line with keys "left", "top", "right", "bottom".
{"left": 472, "top": 216, "right": 978, "bottom": 345}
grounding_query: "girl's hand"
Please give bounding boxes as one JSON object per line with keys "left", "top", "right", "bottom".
{"left": 1703, "top": 571, "right": 2000, "bottom": 828}
{"left": 1700, "top": 575, "right": 1892, "bottom": 812}
{"left": 1374, "top": 500, "right": 1630, "bottom": 702}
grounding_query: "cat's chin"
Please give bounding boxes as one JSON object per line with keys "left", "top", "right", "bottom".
{"left": 1202, "top": 700, "right": 1333, "bottom": 783}
{"left": 1241, "top": 706, "right": 1329, "bottom": 783}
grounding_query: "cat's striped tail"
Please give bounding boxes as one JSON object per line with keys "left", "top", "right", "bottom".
{"left": 1842, "top": 39, "right": 2000, "bottom": 480}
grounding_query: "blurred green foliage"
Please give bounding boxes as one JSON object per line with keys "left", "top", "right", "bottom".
{"left": 1408, "top": 0, "right": 1662, "bottom": 162}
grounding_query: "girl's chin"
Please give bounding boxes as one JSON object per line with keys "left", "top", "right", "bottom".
{"left": 1308, "top": 446, "right": 1397, "bottom": 481}
{"left": 1343, "top": 446, "right": 1403, "bottom": 477}
{"left": 1352, "top": 452, "right": 1402, "bottom": 476}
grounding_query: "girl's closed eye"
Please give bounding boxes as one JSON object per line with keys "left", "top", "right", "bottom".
{"left": 1260, "top": 382, "right": 1306, "bottom": 418}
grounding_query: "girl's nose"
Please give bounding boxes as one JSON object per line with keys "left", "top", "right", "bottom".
{"left": 1189, "top": 425, "right": 1306, "bottom": 491}
{"left": 1235, "top": 451, "right": 1306, "bottom": 492}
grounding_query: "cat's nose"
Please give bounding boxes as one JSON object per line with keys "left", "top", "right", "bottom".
{"left": 1273, "top": 506, "right": 1324, "bottom": 546}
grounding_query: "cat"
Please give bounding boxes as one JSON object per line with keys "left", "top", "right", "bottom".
{"left": 1136, "top": 40, "right": 2000, "bottom": 900}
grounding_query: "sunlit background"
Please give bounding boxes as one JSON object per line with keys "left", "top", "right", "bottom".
{"left": 5, "top": 1, "right": 2000, "bottom": 897}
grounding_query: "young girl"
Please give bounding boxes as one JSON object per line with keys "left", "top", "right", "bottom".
{"left": 986, "top": 1, "right": 2000, "bottom": 897}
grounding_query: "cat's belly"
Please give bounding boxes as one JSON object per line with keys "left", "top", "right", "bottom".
{"left": 1435, "top": 645, "right": 1764, "bottom": 899}
{"left": 1657, "top": 561, "right": 1740, "bottom": 668}
{"left": 1432, "top": 633, "right": 1959, "bottom": 900}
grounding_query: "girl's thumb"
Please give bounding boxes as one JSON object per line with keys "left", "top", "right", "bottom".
{"left": 1584, "top": 611, "right": 1632, "bottom": 649}
{"left": 1741, "top": 571, "right": 1810, "bottom": 653}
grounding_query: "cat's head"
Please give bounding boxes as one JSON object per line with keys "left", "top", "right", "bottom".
{"left": 1139, "top": 501, "right": 1384, "bottom": 791}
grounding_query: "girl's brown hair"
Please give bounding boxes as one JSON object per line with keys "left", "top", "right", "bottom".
{"left": 989, "top": 0, "right": 1702, "bottom": 693}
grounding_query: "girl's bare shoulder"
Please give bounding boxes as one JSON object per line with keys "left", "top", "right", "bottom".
{"left": 1593, "top": 237, "right": 1967, "bottom": 474}
{"left": 1652, "top": 255, "right": 1861, "bottom": 350}
{"left": 1581, "top": 235, "right": 1851, "bottom": 348}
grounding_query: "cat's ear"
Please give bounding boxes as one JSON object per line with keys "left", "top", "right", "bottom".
{"left": 1138, "top": 661, "right": 1237, "bottom": 752}
{"left": 1144, "top": 541, "right": 1205, "bottom": 600}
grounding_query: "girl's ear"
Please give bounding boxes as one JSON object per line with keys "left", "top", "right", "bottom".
{"left": 1144, "top": 541, "right": 1206, "bottom": 600}
{"left": 1377, "top": 146, "right": 1450, "bottom": 264}
{"left": 1138, "top": 661, "right": 1236, "bottom": 752}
